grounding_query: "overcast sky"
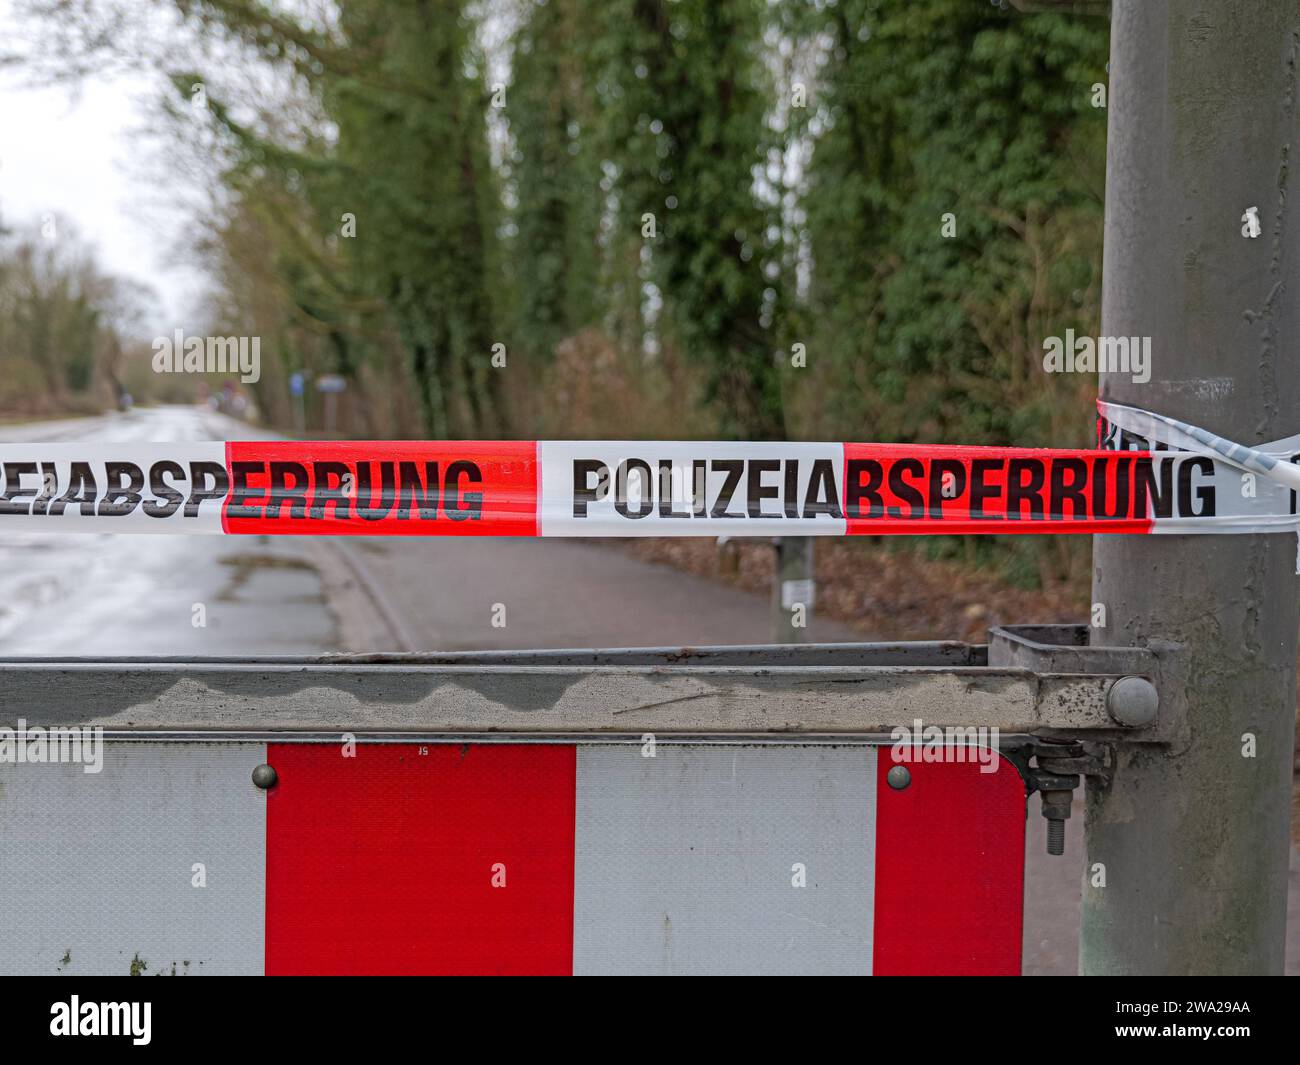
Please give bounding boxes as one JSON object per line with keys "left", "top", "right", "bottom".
{"left": 0, "top": 0, "right": 207, "bottom": 336}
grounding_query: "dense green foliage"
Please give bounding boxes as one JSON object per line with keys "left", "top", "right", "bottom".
{"left": 69, "top": 0, "right": 1106, "bottom": 452}
{"left": 507, "top": 0, "right": 603, "bottom": 371}
{"left": 587, "top": 0, "right": 787, "bottom": 437}
{"left": 160, "top": 0, "right": 1102, "bottom": 443}
{"left": 163, "top": 0, "right": 508, "bottom": 437}
{"left": 6, "top": 0, "right": 1111, "bottom": 583}
{"left": 796, "top": 0, "right": 1108, "bottom": 449}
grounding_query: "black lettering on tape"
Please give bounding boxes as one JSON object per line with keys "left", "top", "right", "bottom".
{"left": 1092, "top": 456, "right": 1132, "bottom": 520}
{"left": 97, "top": 461, "right": 144, "bottom": 517}
{"left": 49, "top": 462, "right": 98, "bottom": 517}
{"left": 309, "top": 461, "right": 352, "bottom": 521}
{"left": 658, "top": 460, "right": 689, "bottom": 519}
{"left": 144, "top": 461, "right": 186, "bottom": 518}
{"left": 846, "top": 459, "right": 884, "bottom": 519}
{"left": 886, "top": 458, "right": 925, "bottom": 519}
{"left": 1005, "top": 458, "right": 1045, "bottom": 521}
{"left": 356, "top": 462, "right": 397, "bottom": 521}
{"left": 783, "top": 460, "right": 799, "bottom": 519}
{"left": 186, "top": 461, "right": 229, "bottom": 518}
{"left": 1135, "top": 457, "right": 1174, "bottom": 519}
{"left": 397, "top": 461, "right": 440, "bottom": 520}
{"left": 1179, "top": 456, "right": 1216, "bottom": 517}
{"left": 573, "top": 460, "right": 608, "bottom": 518}
{"left": 968, "top": 458, "right": 1003, "bottom": 521}
{"left": 0, "top": 462, "right": 38, "bottom": 515}
{"left": 31, "top": 461, "right": 57, "bottom": 516}
{"left": 445, "top": 460, "right": 483, "bottom": 521}
{"left": 928, "top": 460, "right": 967, "bottom": 519}
{"left": 1048, "top": 458, "right": 1088, "bottom": 520}
{"left": 710, "top": 460, "right": 744, "bottom": 519}
{"left": 228, "top": 461, "right": 266, "bottom": 520}
{"left": 802, "top": 459, "right": 842, "bottom": 519}
{"left": 747, "top": 459, "right": 781, "bottom": 519}
{"left": 614, "top": 459, "right": 654, "bottom": 519}
{"left": 267, "top": 461, "right": 309, "bottom": 519}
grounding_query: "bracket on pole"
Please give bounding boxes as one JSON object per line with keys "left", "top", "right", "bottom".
{"left": 1001, "top": 737, "right": 1113, "bottom": 856}
{"left": 990, "top": 623, "right": 1186, "bottom": 853}
{"left": 988, "top": 623, "right": 1178, "bottom": 741}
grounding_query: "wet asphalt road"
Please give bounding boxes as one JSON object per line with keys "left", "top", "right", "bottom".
{"left": 0, "top": 407, "right": 338, "bottom": 655}
{"left": 0, "top": 405, "right": 860, "bottom": 654}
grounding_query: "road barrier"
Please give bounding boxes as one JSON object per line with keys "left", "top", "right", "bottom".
{"left": 0, "top": 633, "right": 1156, "bottom": 975}
{"left": 0, "top": 404, "right": 1276, "bottom": 974}
{"left": 0, "top": 737, "right": 1024, "bottom": 976}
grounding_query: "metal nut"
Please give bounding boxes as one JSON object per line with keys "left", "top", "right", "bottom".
{"left": 1106, "top": 675, "right": 1159, "bottom": 728}
{"left": 251, "top": 763, "right": 278, "bottom": 789}
{"left": 886, "top": 765, "right": 911, "bottom": 790}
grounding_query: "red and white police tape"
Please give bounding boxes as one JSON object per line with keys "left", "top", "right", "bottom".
{"left": 2, "top": 401, "right": 1298, "bottom": 536}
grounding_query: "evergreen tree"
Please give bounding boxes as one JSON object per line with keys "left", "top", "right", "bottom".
{"left": 590, "top": 0, "right": 786, "bottom": 438}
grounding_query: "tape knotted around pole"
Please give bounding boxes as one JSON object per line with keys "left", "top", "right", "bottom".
{"left": 1098, "top": 399, "right": 1300, "bottom": 571}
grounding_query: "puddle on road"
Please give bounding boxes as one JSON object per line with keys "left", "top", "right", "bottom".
{"left": 0, "top": 560, "right": 96, "bottom": 641}
{"left": 216, "top": 552, "right": 319, "bottom": 602}
{"left": 0, "top": 412, "right": 346, "bottom": 655}
{"left": 210, "top": 548, "right": 342, "bottom": 651}
{"left": 350, "top": 540, "right": 391, "bottom": 557}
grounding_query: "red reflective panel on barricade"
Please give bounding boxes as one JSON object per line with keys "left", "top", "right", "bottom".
{"left": 872, "top": 755, "right": 1027, "bottom": 976}
{"left": 265, "top": 743, "right": 576, "bottom": 975}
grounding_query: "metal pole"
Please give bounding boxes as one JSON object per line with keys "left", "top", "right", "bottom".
{"left": 772, "top": 536, "right": 814, "bottom": 643}
{"left": 1085, "top": 0, "right": 1300, "bottom": 974}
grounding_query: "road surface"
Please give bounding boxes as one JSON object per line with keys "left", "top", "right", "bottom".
{"left": 0, "top": 405, "right": 859, "bottom": 653}
{"left": 0, "top": 407, "right": 338, "bottom": 654}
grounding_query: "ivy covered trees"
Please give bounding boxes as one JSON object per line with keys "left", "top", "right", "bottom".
{"left": 10, "top": 0, "right": 1110, "bottom": 458}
